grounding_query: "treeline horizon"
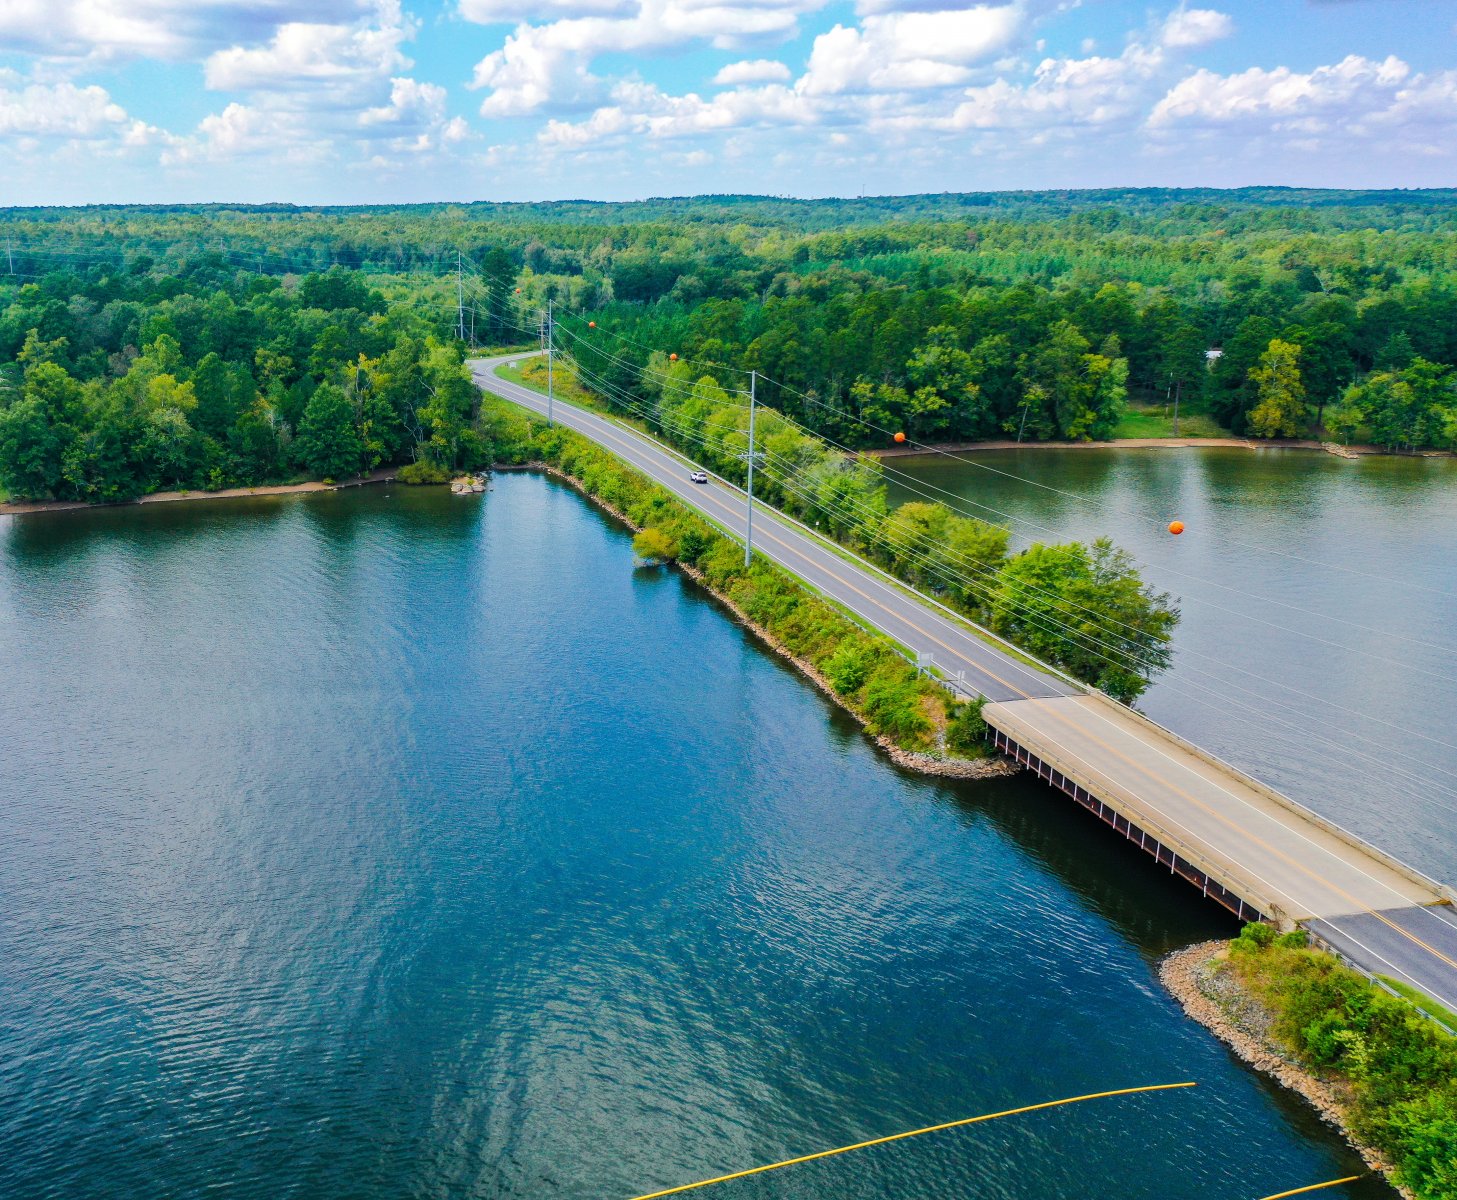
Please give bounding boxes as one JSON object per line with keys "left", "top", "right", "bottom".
{"left": 3, "top": 188, "right": 1455, "bottom": 507}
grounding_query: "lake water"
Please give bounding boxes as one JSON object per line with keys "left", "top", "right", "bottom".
{"left": 0, "top": 477, "right": 1391, "bottom": 1199}
{"left": 886, "top": 446, "right": 1457, "bottom": 883}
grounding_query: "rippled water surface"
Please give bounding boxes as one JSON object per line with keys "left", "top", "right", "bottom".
{"left": 0, "top": 479, "right": 1392, "bottom": 1199}
{"left": 887, "top": 447, "right": 1457, "bottom": 880}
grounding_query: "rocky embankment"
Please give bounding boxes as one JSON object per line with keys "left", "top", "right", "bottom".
{"left": 1161, "top": 941, "right": 1409, "bottom": 1196}
{"left": 514, "top": 460, "right": 1019, "bottom": 783}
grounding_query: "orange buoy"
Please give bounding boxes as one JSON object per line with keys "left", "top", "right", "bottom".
{"left": 893, "top": 431, "right": 907, "bottom": 444}
{"left": 1168, "top": 520, "right": 1184, "bottom": 535}
{"left": 669, "top": 353, "right": 678, "bottom": 361}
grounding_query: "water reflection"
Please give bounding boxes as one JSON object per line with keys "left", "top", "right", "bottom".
{"left": 0, "top": 477, "right": 1392, "bottom": 1200}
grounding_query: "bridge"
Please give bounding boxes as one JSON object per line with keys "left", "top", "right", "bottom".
{"left": 470, "top": 352, "right": 1457, "bottom": 1025}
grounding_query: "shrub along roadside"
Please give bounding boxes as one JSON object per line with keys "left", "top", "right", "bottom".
{"left": 1228, "top": 923, "right": 1457, "bottom": 1200}
{"left": 481, "top": 393, "right": 990, "bottom": 761}
{"left": 510, "top": 353, "right": 1178, "bottom": 703}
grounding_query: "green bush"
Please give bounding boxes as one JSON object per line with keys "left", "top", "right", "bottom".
{"left": 823, "top": 638, "right": 875, "bottom": 695}
{"left": 862, "top": 663, "right": 932, "bottom": 746}
{"left": 947, "top": 695, "right": 989, "bottom": 754}
{"left": 398, "top": 460, "right": 451, "bottom": 484}
{"left": 1230, "top": 927, "right": 1457, "bottom": 1199}
{"left": 1231, "top": 920, "right": 1277, "bottom": 954}
{"left": 633, "top": 527, "right": 676, "bottom": 562}
{"left": 483, "top": 395, "right": 958, "bottom": 763}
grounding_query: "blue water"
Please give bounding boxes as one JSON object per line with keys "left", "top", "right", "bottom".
{"left": 0, "top": 478, "right": 1386, "bottom": 1199}
{"left": 886, "top": 446, "right": 1457, "bottom": 880}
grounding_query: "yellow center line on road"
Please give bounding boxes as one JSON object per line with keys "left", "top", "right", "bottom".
{"left": 485, "top": 372, "right": 1457, "bottom": 982}
{"left": 1025, "top": 698, "right": 1457, "bottom": 974}
{"left": 576, "top": 411, "right": 1044, "bottom": 704}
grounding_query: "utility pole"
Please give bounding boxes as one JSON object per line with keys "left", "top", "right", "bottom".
{"left": 1172, "top": 378, "right": 1182, "bottom": 438}
{"left": 546, "top": 299, "right": 554, "bottom": 428}
{"left": 456, "top": 252, "right": 466, "bottom": 343}
{"left": 743, "top": 369, "right": 759, "bottom": 568}
{"left": 5, "top": 240, "right": 12, "bottom": 276}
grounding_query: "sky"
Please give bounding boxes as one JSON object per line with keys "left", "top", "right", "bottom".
{"left": 0, "top": 0, "right": 1453, "bottom": 205}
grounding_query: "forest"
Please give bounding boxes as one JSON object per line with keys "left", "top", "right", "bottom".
{"left": 2, "top": 187, "right": 1453, "bottom": 502}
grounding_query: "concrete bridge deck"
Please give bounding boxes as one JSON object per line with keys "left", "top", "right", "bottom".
{"left": 472, "top": 353, "right": 1457, "bottom": 1024}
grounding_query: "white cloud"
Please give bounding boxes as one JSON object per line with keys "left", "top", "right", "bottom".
{"left": 0, "top": 77, "right": 127, "bottom": 137}
{"left": 163, "top": 103, "right": 310, "bottom": 164}
{"left": 1160, "top": 8, "right": 1234, "bottom": 49}
{"left": 360, "top": 77, "right": 446, "bottom": 126}
{"left": 0, "top": 1, "right": 372, "bottom": 64}
{"left": 468, "top": 0, "right": 826, "bottom": 115}
{"left": 204, "top": 2, "right": 413, "bottom": 106}
{"left": 713, "top": 59, "right": 790, "bottom": 86}
{"left": 1150, "top": 54, "right": 1410, "bottom": 128}
{"left": 173, "top": 2, "right": 468, "bottom": 164}
{"left": 458, "top": 0, "right": 636, "bottom": 20}
{"left": 470, "top": 25, "right": 603, "bottom": 116}
{"left": 541, "top": 79, "right": 810, "bottom": 145}
{"left": 800, "top": 5, "right": 1025, "bottom": 96}
{"left": 944, "top": 44, "right": 1164, "bottom": 131}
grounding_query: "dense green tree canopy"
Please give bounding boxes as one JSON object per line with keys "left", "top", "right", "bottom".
{"left": 0, "top": 260, "right": 488, "bottom": 501}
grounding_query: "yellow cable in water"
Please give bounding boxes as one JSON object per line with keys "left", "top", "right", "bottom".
{"left": 1255, "top": 1176, "right": 1363, "bottom": 1200}
{"left": 625, "top": 1081, "right": 1197, "bottom": 1200}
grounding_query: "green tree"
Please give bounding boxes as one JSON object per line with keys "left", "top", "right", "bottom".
{"left": 1247, "top": 339, "right": 1307, "bottom": 438}
{"left": 632, "top": 527, "right": 676, "bottom": 562}
{"left": 294, "top": 382, "right": 362, "bottom": 479}
{"left": 906, "top": 325, "right": 989, "bottom": 438}
{"left": 191, "top": 352, "right": 254, "bottom": 438}
{"left": 1342, "top": 358, "right": 1454, "bottom": 451}
{"left": 416, "top": 340, "right": 477, "bottom": 468}
{"left": 1208, "top": 315, "right": 1278, "bottom": 432}
{"left": 990, "top": 538, "right": 1177, "bottom": 702}
{"left": 134, "top": 373, "right": 201, "bottom": 488}
{"left": 0, "top": 362, "right": 83, "bottom": 499}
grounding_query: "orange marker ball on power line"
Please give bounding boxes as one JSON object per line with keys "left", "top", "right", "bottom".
{"left": 588, "top": 320, "right": 596, "bottom": 328}
{"left": 894, "top": 431, "right": 907, "bottom": 443}
{"left": 669, "top": 353, "right": 678, "bottom": 361}
{"left": 1168, "top": 520, "right": 1185, "bottom": 535}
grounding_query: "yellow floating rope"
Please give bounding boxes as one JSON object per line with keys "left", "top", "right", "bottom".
{"left": 625, "top": 1081, "right": 1197, "bottom": 1200}
{"left": 1256, "top": 1176, "right": 1364, "bottom": 1200}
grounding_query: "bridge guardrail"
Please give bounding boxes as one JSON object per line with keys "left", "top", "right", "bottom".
{"left": 984, "top": 703, "right": 1287, "bottom": 927}
{"left": 1083, "top": 692, "right": 1456, "bottom": 907}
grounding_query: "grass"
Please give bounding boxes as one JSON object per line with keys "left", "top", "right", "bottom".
{"left": 1380, "top": 976, "right": 1457, "bottom": 1033}
{"left": 1112, "top": 406, "right": 1231, "bottom": 439}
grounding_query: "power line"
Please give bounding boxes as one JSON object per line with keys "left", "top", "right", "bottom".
{"left": 551, "top": 349, "right": 1457, "bottom": 804}
{"left": 760, "top": 367, "right": 1457, "bottom": 602}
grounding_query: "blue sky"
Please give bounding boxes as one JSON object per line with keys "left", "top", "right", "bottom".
{"left": 0, "top": 0, "right": 1452, "bottom": 204}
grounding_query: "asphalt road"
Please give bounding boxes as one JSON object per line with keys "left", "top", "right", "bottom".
{"left": 470, "top": 353, "right": 1075, "bottom": 704}
{"left": 471, "top": 352, "right": 1457, "bottom": 1016}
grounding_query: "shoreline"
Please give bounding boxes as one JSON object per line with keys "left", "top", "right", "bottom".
{"left": 501, "top": 462, "right": 1019, "bottom": 783}
{"left": 872, "top": 436, "right": 1454, "bottom": 459}
{"left": 1160, "top": 940, "right": 1410, "bottom": 1197}
{"left": 0, "top": 469, "right": 397, "bottom": 518}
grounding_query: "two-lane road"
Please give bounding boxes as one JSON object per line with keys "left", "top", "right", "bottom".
{"left": 470, "top": 353, "right": 1076, "bottom": 705}
{"left": 471, "top": 353, "right": 1457, "bottom": 1019}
